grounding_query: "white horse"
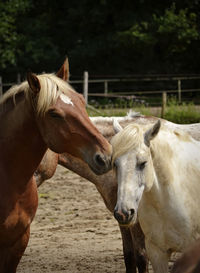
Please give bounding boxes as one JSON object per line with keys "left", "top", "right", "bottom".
{"left": 111, "top": 119, "right": 200, "bottom": 273}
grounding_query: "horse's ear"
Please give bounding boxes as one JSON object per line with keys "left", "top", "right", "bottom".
{"left": 144, "top": 120, "right": 161, "bottom": 147}
{"left": 113, "top": 119, "right": 123, "bottom": 134}
{"left": 56, "top": 57, "right": 70, "bottom": 81}
{"left": 27, "top": 72, "right": 41, "bottom": 94}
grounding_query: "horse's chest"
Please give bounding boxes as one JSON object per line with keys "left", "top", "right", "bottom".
{"left": 0, "top": 187, "right": 38, "bottom": 247}
{"left": 139, "top": 197, "right": 198, "bottom": 251}
{"left": 0, "top": 206, "right": 32, "bottom": 247}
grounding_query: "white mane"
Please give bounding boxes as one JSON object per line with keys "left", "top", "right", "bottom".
{"left": 0, "top": 73, "right": 76, "bottom": 116}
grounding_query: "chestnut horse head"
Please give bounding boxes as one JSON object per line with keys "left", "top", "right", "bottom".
{"left": 1, "top": 59, "right": 112, "bottom": 175}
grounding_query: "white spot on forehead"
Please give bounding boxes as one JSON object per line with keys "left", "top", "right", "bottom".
{"left": 60, "top": 93, "right": 74, "bottom": 106}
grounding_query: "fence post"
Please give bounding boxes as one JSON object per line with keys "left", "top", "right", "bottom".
{"left": 161, "top": 92, "right": 167, "bottom": 118}
{"left": 178, "top": 79, "right": 181, "bottom": 103}
{"left": 83, "top": 71, "right": 88, "bottom": 105}
{"left": 0, "top": 76, "right": 2, "bottom": 97}
{"left": 17, "top": 73, "right": 21, "bottom": 84}
{"left": 104, "top": 80, "right": 108, "bottom": 95}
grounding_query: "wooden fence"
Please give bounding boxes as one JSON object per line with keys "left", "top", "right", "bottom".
{"left": 66, "top": 72, "right": 200, "bottom": 104}
{"left": 1, "top": 72, "right": 200, "bottom": 117}
{"left": 0, "top": 73, "right": 21, "bottom": 97}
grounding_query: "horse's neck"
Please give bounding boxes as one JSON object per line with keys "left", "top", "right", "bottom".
{"left": 149, "top": 129, "right": 200, "bottom": 196}
{"left": 142, "top": 130, "right": 200, "bottom": 238}
{"left": 58, "top": 153, "right": 117, "bottom": 212}
{"left": 0, "top": 97, "right": 47, "bottom": 186}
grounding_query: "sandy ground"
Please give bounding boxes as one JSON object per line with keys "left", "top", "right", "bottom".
{"left": 18, "top": 165, "right": 126, "bottom": 273}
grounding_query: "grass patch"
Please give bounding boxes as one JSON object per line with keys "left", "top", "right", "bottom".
{"left": 87, "top": 98, "right": 200, "bottom": 124}
{"left": 87, "top": 106, "right": 152, "bottom": 117}
{"left": 164, "top": 98, "right": 200, "bottom": 124}
{"left": 39, "top": 193, "right": 50, "bottom": 199}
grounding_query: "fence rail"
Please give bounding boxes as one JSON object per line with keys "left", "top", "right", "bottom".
{"left": 1, "top": 72, "right": 200, "bottom": 109}
{"left": 68, "top": 72, "right": 200, "bottom": 104}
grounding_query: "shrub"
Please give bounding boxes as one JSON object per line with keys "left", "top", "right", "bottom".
{"left": 164, "top": 98, "right": 200, "bottom": 124}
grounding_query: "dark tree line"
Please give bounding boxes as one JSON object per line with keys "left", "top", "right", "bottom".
{"left": 0, "top": 0, "right": 200, "bottom": 80}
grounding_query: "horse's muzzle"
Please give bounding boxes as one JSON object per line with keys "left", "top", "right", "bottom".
{"left": 114, "top": 207, "right": 135, "bottom": 226}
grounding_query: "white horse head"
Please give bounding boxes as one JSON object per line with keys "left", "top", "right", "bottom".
{"left": 112, "top": 119, "right": 161, "bottom": 225}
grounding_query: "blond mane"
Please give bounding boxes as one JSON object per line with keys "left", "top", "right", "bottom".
{"left": 111, "top": 123, "right": 144, "bottom": 164}
{"left": 0, "top": 73, "right": 76, "bottom": 116}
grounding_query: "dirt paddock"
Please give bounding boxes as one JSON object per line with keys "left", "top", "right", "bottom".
{"left": 18, "top": 165, "right": 180, "bottom": 273}
{"left": 18, "top": 165, "right": 126, "bottom": 273}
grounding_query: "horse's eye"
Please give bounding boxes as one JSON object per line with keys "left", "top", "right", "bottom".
{"left": 48, "top": 110, "right": 63, "bottom": 119}
{"left": 137, "top": 161, "right": 147, "bottom": 170}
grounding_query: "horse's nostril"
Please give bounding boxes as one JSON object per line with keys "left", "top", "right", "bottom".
{"left": 130, "top": 209, "right": 135, "bottom": 216}
{"left": 114, "top": 208, "right": 132, "bottom": 224}
{"left": 95, "top": 154, "right": 106, "bottom": 167}
{"left": 114, "top": 209, "right": 124, "bottom": 223}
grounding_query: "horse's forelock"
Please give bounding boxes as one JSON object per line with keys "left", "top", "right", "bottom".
{"left": 35, "top": 76, "right": 58, "bottom": 115}
{"left": 0, "top": 73, "right": 76, "bottom": 115}
{"left": 35, "top": 74, "right": 76, "bottom": 116}
{"left": 111, "top": 124, "right": 143, "bottom": 164}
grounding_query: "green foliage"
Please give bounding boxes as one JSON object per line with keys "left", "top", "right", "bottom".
{"left": 164, "top": 98, "right": 200, "bottom": 123}
{"left": 118, "top": 22, "right": 156, "bottom": 49}
{"left": 87, "top": 103, "right": 151, "bottom": 117}
{"left": 0, "top": 0, "right": 29, "bottom": 69}
{"left": 117, "top": 2, "right": 200, "bottom": 72}
{"left": 1, "top": 0, "right": 200, "bottom": 76}
{"left": 87, "top": 107, "right": 128, "bottom": 117}
{"left": 88, "top": 98, "right": 200, "bottom": 124}
{"left": 39, "top": 193, "right": 50, "bottom": 199}
{"left": 153, "top": 4, "right": 199, "bottom": 53}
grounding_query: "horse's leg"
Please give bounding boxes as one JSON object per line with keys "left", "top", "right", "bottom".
{"left": 130, "top": 223, "right": 149, "bottom": 273}
{"left": 119, "top": 226, "right": 137, "bottom": 273}
{"left": 59, "top": 153, "right": 147, "bottom": 272}
{"left": 145, "top": 239, "right": 169, "bottom": 273}
{"left": 0, "top": 226, "right": 30, "bottom": 273}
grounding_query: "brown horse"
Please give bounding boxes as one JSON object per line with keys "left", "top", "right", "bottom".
{"left": 171, "top": 239, "right": 200, "bottom": 273}
{"left": 35, "top": 113, "right": 200, "bottom": 273}
{"left": 0, "top": 59, "right": 112, "bottom": 273}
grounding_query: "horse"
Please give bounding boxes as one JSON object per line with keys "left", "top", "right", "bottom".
{"left": 112, "top": 119, "right": 200, "bottom": 273}
{"left": 171, "top": 239, "right": 200, "bottom": 273}
{"left": 35, "top": 112, "right": 200, "bottom": 273}
{"left": 0, "top": 59, "right": 112, "bottom": 273}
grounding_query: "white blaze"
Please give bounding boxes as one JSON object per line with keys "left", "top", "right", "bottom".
{"left": 60, "top": 93, "right": 74, "bottom": 106}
